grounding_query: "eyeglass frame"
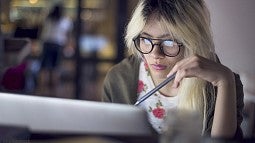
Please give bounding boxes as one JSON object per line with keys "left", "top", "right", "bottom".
{"left": 132, "top": 36, "right": 183, "bottom": 57}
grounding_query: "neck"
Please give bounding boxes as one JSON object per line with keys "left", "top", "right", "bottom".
{"left": 152, "top": 77, "right": 178, "bottom": 97}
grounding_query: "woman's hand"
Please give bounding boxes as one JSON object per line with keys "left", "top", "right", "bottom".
{"left": 167, "top": 54, "right": 235, "bottom": 88}
{"left": 168, "top": 54, "right": 237, "bottom": 138}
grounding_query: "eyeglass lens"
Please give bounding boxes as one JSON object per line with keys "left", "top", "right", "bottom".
{"left": 134, "top": 37, "right": 181, "bottom": 57}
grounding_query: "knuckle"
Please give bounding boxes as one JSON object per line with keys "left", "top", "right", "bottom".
{"left": 180, "top": 69, "right": 188, "bottom": 76}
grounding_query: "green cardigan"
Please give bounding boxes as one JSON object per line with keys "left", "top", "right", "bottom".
{"left": 102, "top": 55, "right": 244, "bottom": 137}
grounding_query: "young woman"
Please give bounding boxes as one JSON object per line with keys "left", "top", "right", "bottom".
{"left": 102, "top": 0, "right": 244, "bottom": 138}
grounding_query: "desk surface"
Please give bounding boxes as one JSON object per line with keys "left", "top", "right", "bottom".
{"left": 0, "top": 125, "right": 158, "bottom": 143}
{"left": 1, "top": 125, "right": 255, "bottom": 143}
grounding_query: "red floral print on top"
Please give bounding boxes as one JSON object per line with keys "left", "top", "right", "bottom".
{"left": 137, "top": 80, "right": 144, "bottom": 93}
{"left": 152, "top": 107, "right": 166, "bottom": 119}
{"left": 149, "top": 100, "right": 166, "bottom": 119}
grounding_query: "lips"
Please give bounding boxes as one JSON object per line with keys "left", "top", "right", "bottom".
{"left": 151, "top": 64, "right": 167, "bottom": 70}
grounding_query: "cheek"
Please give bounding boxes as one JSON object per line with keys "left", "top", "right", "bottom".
{"left": 166, "top": 52, "right": 184, "bottom": 68}
{"left": 166, "top": 58, "right": 180, "bottom": 69}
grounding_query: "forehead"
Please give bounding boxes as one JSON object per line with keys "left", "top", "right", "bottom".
{"left": 141, "top": 14, "right": 171, "bottom": 38}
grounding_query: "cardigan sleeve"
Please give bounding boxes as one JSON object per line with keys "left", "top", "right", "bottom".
{"left": 101, "top": 55, "right": 141, "bottom": 104}
{"left": 101, "top": 64, "right": 133, "bottom": 104}
{"left": 234, "top": 73, "right": 244, "bottom": 138}
{"left": 204, "top": 73, "right": 244, "bottom": 138}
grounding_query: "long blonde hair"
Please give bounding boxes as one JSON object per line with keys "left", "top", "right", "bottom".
{"left": 125, "top": 0, "right": 217, "bottom": 134}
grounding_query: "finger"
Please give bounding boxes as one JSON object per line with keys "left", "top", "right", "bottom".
{"left": 169, "top": 55, "right": 209, "bottom": 87}
{"left": 167, "top": 57, "right": 191, "bottom": 77}
{"left": 172, "top": 67, "right": 197, "bottom": 88}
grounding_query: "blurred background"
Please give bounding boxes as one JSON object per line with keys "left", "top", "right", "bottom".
{"left": 0, "top": 0, "right": 255, "bottom": 138}
{"left": 0, "top": 0, "right": 138, "bottom": 101}
{"left": 0, "top": 0, "right": 255, "bottom": 102}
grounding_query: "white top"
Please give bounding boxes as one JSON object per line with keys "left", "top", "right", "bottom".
{"left": 41, "top": 17, "right": 73, "bottom": 46}
{"left": 137, "top": 61, "right": 179, "bottom": 133}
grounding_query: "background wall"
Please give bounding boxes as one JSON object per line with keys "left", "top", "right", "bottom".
{"left": 205, "top": 0, "right": 255, "bottom": 76}
{"left": 205, "top": 1, "right": 255, "bottom": 136}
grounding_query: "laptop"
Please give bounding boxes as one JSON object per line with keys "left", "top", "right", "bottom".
{"left": 0, "top": 92, "right": 153, "bottom": 137}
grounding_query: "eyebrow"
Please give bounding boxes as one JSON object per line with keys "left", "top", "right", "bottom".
{"left": 140, "top": 32, "right": 172, "bottom": 39}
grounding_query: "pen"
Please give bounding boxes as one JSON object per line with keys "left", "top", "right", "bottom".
{"left": 134, "top": 73, "right": 176, "bottom": 106}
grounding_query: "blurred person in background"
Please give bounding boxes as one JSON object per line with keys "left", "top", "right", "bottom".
{"left": 39, "top": 2, "right": 73, "bottom": 95}
{"left": 102, "top": 0, "right": 244, "bottom": 139}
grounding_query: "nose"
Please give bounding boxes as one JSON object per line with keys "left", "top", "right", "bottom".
{"left": 150, "top": 44, "right": 164, "bottom": 58}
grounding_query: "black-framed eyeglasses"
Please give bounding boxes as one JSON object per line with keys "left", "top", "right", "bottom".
{"left": 133, "top": 36, "right": 183, "bottom": 57}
